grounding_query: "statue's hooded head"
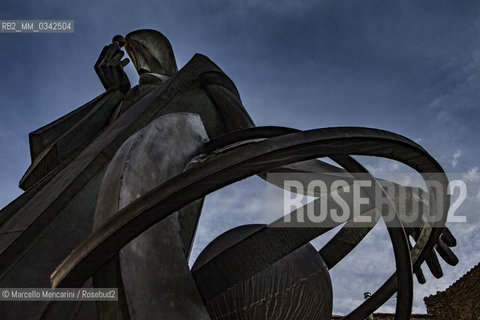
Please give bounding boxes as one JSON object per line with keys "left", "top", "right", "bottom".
{"left": 124, "top": 29, "right": 177, "bottom": 77}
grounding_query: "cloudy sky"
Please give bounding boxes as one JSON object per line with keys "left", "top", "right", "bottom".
{"left": 0, "top": 0, "right": 479, "bottom": 316}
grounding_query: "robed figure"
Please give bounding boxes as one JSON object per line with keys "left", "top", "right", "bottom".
{"left": 0, "top": 29, "right": 256, "bottom": 319}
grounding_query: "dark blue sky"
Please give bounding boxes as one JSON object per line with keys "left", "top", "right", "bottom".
{"left": 0, "top": 0, "right": 479, "bottom": 315}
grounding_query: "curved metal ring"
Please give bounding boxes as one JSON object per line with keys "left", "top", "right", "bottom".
{"left": 208, "top": 127, "right": 443, "bottom": 319}
{"left": 208, "top": 127, "right": 448, "bottom": 319}
{"left": 50, "top": 126, "right": 449, "bottom": 319}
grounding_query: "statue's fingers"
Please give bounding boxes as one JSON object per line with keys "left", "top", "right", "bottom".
{"left": 440, "top": 228, "right": 457, "bottom": 247}
{"left": 95, "top": 45, "right": 110, "bottom": 70}
{"left": 104, "top": 42, "right": 120, "bottom": 60}
{"left": 408, "top": 238, "right": 426, "bottom": 284}
{"left": 435, "top": 241, "right": 459, "bottom": 266}
{"left": 425, "top": 250, "right": 443, "bottom": 278}
{"left": 110, "top": 50, "right": 125, "bottom": 64}
{"left": 414, "top": 264, "right": 426, "bottom": 284}
{"left": 121, "top": 58, "right": 130, "bottom": 67}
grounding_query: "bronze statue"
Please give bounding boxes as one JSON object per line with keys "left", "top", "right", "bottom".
{"left": 0, "top": 29, "right": 458, "bottom": 320}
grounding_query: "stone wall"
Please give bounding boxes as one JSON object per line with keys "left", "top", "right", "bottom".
{"left": 424, "top": 263, "right": 480, "bottom": 320}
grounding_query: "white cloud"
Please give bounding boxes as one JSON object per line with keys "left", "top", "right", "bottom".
{"left": 462, "top": 166, "right": 480, "bottom": 182}
{"left": 451, "top": 150, "right": 461, "bottom": 168}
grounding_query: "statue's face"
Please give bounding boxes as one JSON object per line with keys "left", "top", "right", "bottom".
{"left": 124, "top": 30, "right": 178, "bottom": 77}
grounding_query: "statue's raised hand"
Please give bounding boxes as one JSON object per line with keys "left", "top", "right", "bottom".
{"left": 95, "top": 40, "right": 130, "bottom": 93}
{"left": 383, "top": 183, "right": 459, "bottom": 283}
{"left": 405, "top": 225, "right": 458, "bottom": 284}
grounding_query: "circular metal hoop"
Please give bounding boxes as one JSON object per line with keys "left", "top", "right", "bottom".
{"left": 51, "top": 126, "right": 449, "bottom": 320}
